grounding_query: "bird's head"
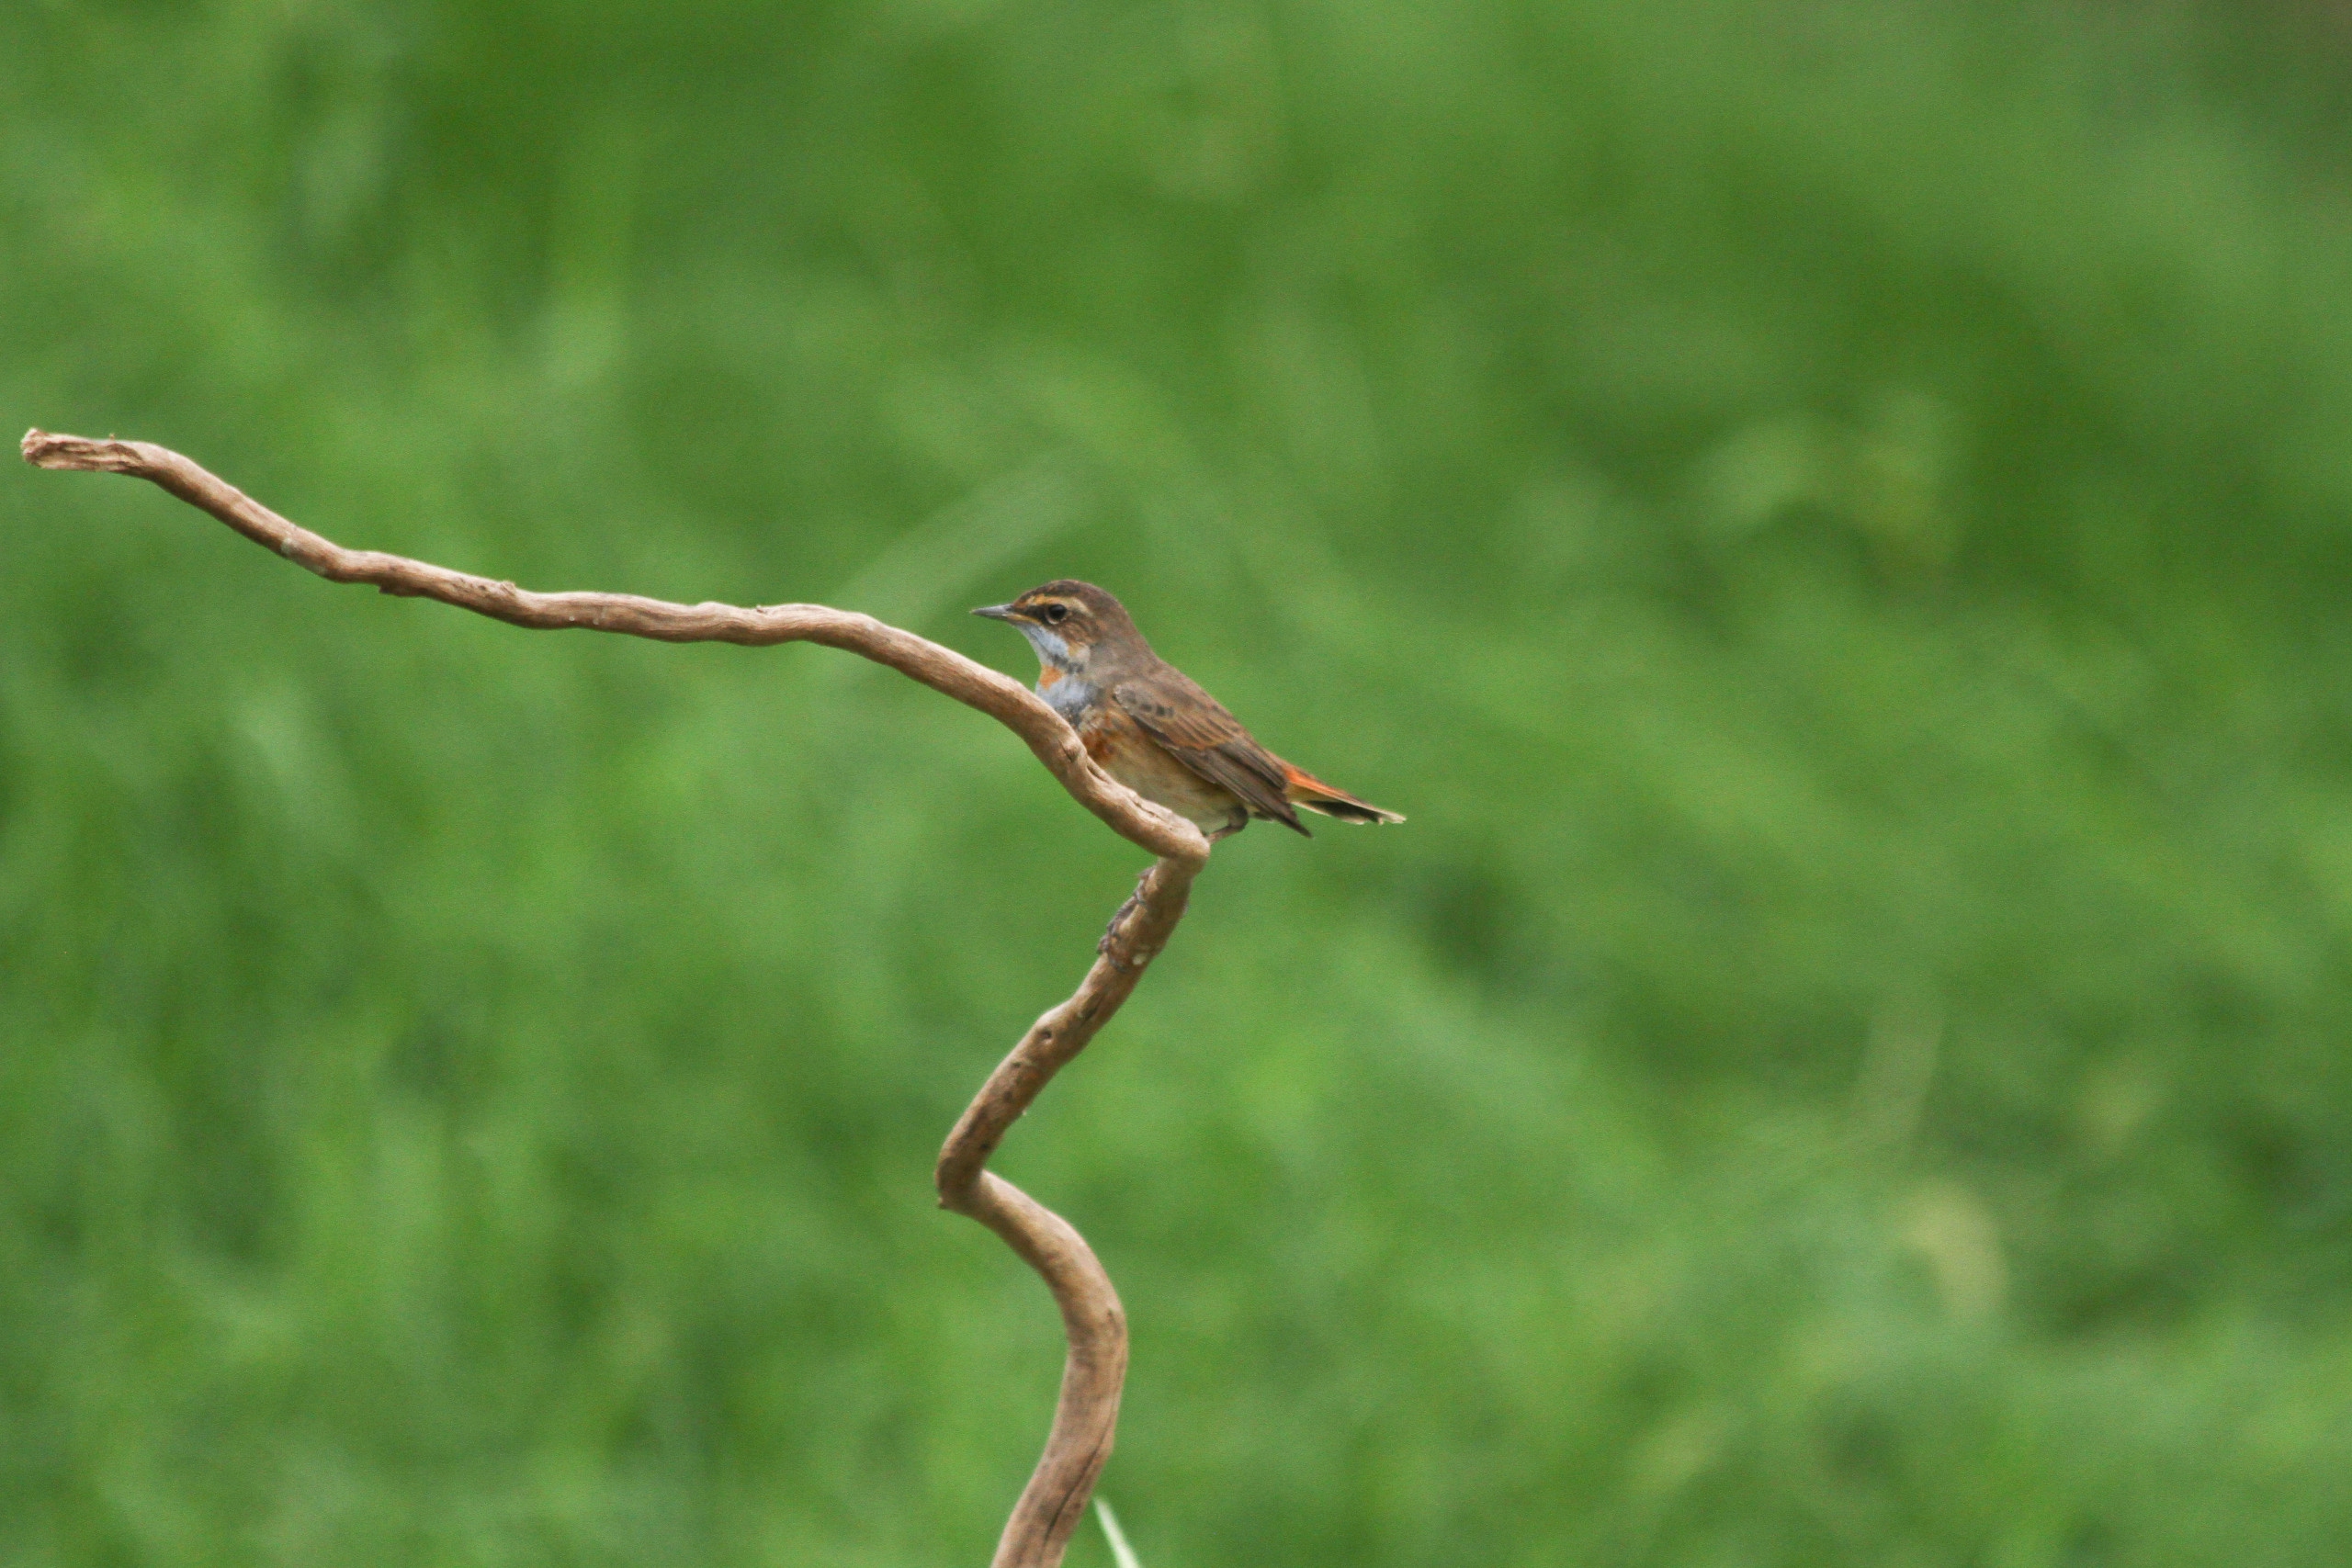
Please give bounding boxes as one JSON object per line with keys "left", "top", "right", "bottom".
{"left": 973, "top": 580, "right": 1145, "bottom": 677}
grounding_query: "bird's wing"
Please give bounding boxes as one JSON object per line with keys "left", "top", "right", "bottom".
{"left": 1114, "top": 669, "right": 1308, "bottom": 835}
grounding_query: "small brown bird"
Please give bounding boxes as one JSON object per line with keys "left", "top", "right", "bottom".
{"left": 975, "top": 580, "right": 1404, "bottom": 840}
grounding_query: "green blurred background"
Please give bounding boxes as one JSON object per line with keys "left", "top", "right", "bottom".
{"left": 9, "top": 0, "right": 2352, "bottom": 1562}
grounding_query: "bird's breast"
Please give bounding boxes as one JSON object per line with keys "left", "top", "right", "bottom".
{"left": 1038, "top": 668, "right": 1102, "bottom": 726}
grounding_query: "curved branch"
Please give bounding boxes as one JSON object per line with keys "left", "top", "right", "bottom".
{"left": 19, "top": 430, "right": 1208, "bottom": 865}
{"left": 23, "top": 428, "right": 1211, "bottom": 1568}
{"left": 938, "top": 854, "right": 1196, "bottom": 1564}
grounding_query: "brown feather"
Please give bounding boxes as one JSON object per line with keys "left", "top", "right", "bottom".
{"left": 979, "top": 578, "right": 1400, "bottom": 838}
{"left": 1113, "top": 673, "right": 1308, "bottom": 835}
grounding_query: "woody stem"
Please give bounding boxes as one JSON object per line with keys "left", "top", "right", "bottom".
{"left": 935, "top": 857, "right": 1195, "bottom": 1567}
{"left": 21, "top": 430, "right": 1214, "bottom": 1568}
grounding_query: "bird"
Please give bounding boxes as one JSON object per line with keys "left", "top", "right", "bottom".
{"left": 974, "top": 580, "right": 1404, "bottom": 840}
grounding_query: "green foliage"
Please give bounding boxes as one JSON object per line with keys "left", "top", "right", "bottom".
{"left": 7, "top": 0, "right": 2352, "bottom": 1562}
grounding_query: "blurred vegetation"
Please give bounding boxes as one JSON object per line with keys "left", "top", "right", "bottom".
{"left": 9, "top": 0, "right": 2352, "bottom": 1562}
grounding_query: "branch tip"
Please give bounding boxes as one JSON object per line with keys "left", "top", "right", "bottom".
{"left": 23, "top": 430, "right": 138, "bottom": 475}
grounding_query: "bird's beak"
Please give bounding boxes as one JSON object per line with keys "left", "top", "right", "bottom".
{"left": 972, "top": 603, "right": 1018, "bottom": 621}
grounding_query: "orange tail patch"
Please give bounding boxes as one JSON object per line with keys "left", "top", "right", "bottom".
{"left": 1282, "top": 763, "right": 1406, "bottom": 826}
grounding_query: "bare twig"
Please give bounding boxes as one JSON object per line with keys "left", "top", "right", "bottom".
{"left": 19, "top": 431, "right": 1206, "bottom": 863}
{"left": 936, "top": 852, "right": 1196, "bottom": 1562}
{"left": 23, "top": 428, "right": 1212, "bottom": 1568}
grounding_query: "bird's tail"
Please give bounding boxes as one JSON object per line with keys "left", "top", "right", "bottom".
{"left": 1282, "top": 763, "right": 1405, "bottom": 825}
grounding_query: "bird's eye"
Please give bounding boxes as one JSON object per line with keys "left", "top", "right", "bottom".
{"left": 1041, "top": 603, "right": 1070, "bottom": 625}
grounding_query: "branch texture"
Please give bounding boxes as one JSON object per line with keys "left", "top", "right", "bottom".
{"left": 937, "top": 854, "right": 1196, "bottom": 1562}
{"left": 24, "top": 428, "right": 1211, "bottom": 1568}
{"left": 20, "top": 431, "right": 1207, "bottom": 864}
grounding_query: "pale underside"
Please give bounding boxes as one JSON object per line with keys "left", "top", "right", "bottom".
{"left": 1036, "top": 664, "right": 1250, "bottom": 836}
